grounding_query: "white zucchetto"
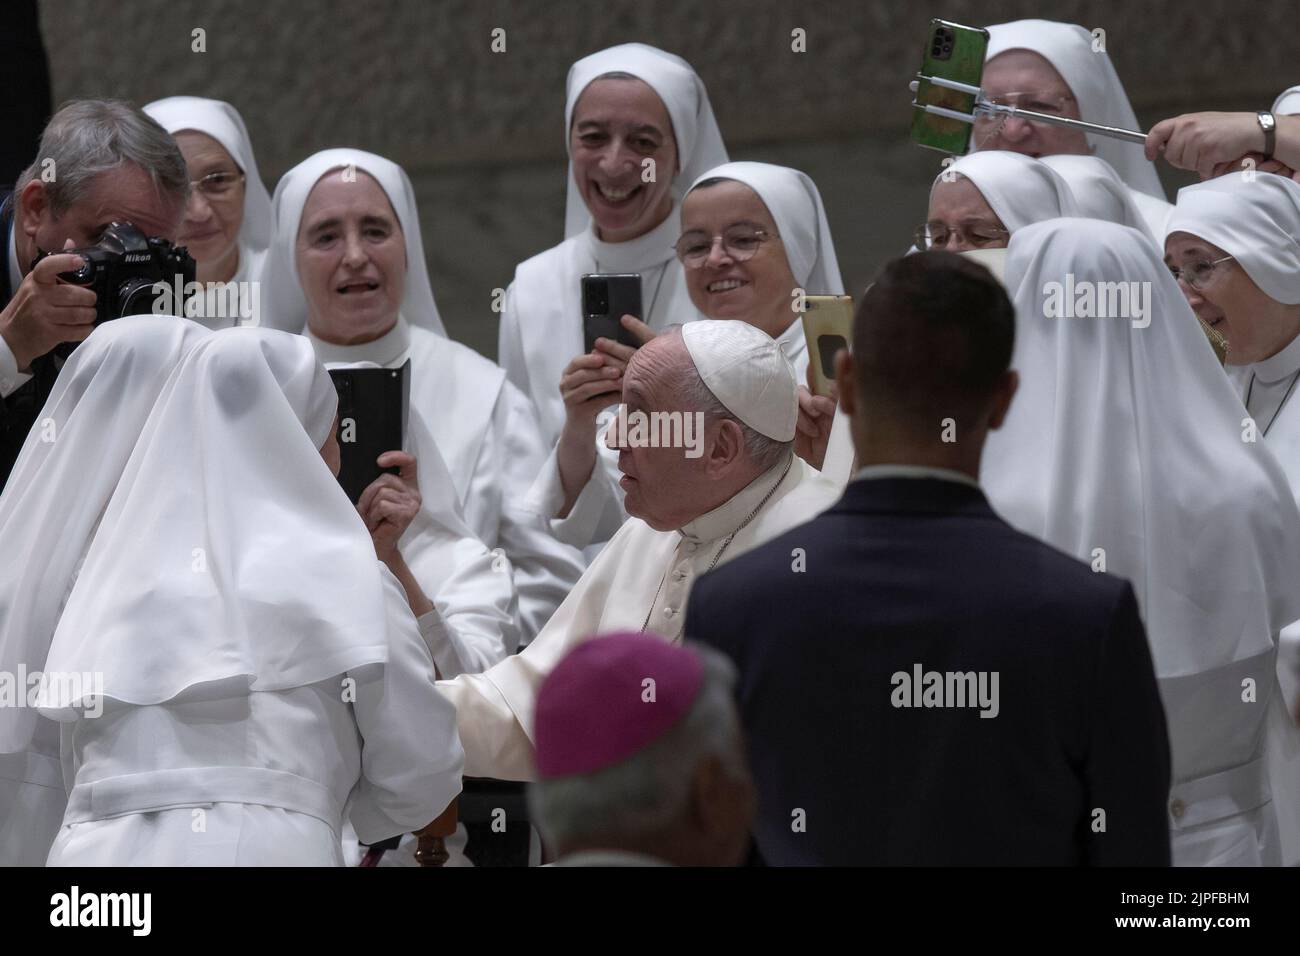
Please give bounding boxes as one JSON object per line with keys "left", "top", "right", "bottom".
{"left": 681, "top": 319, "right": 797, "bottom": 442}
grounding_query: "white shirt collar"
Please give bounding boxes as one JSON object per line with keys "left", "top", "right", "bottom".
{"left": 306, "top": 315, "right": 411, "bottom": 368}
{"left": 853, "top": 463, "right": 981, "bottom": 489}
{"left": 1250, "top": 331, "right": 1300, "bottom": 385}
{"left": 680, "top": 451, "right": 795, "bottom": 544}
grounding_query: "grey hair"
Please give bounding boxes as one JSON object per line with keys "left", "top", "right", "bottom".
{"left": 670, "top": 327, "right": 792, "bottom": 472}
{"left": 3, "top": 99, "right": 189, "bottom": 218}
{"left": 528, "top": 642, "right": 746, "bottom": 852}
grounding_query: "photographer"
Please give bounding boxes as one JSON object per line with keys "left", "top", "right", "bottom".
{"left": 0, "top": 99, "right": 189, "bottom": 491}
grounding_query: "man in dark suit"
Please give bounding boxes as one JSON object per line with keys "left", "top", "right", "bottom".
{"left": 685, "top": 251, "right": 1172, "bottom": 866}
{"left": 0, "top": 99, "right": 189, "bottom": 491}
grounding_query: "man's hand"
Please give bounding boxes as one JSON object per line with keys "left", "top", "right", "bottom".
{"left": 357, "top": 451, "right": 422, "bottom": 564}
{"left": 0, "top": 250, "right": 96, "bottom": 370}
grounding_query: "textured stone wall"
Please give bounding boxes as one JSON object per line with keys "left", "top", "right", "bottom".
{"left": 36, "top": 0, "right": 1296, "bottom": 357}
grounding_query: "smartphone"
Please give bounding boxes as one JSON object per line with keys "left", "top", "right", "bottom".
{"left": 328, "top": 360, "right": 411, "bottom": 504}
{"left": 800, "top": 295, "right": 854, "bottom": 398}
{"left": 582, "top": 273, "right": 643, "bottom": 353}
{"left": 910, "top": 19, "right": 989, "bottom": 155}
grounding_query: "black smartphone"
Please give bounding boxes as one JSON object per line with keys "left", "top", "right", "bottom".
{"left": 328, "top": 360, "right": 411, "bottom": 504}
{"left": 581, "top": 273, "right": 643, "bottom": 353}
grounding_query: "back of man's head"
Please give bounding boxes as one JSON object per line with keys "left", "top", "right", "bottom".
{"left": 5, "top": 99, "right": 188, "bottom": 219}
{"left": 851, "top": 251, "right": 1015, "bottom": 449}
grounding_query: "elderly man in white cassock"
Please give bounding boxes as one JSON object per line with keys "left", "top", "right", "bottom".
{"left": 439, "top": 319, "right": 839, "bottom": 780}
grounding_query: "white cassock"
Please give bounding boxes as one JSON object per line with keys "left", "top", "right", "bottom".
{"left": 1168, "top": 173, "right": 1300, "bottom": 865}
{"left": 0, "top": 316, "right": 211, "bottom": 866}
{"left": 261, "top": 148, "right": 580, "bottom": 644}
{"left": 143, "top": 96, "right": 272, "bottom": 329}
{"left": 445, "top": 317, "right": 838, "bottom": 780}
{"left": 500, "top": 42, "right": 728, "bottom": 449}
{"left": 981, "top": 19, "right": 1173, "bottom": 238}
{"left": 38, "top": 329, "right": 463, "bottom": 865}
{"left": 1040, "top": 155, "right": 1159, "bottom": 244}
{"left": 441, "top": 450, "right": 839, "bottom": 780}
{"left": 983, "top": 218, "right": 1300, "bottom": 867}
{"left": 525, "top": 161, "right": 854, "bottom": 554}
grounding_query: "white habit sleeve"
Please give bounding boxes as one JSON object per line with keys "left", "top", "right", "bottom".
{"left": 348, "top": 567, "right": 465, "bottom": 844}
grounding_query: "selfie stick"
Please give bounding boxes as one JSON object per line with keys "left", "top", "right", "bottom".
{"left": 911, "top": 75, "right": 1148, "bottom": 145}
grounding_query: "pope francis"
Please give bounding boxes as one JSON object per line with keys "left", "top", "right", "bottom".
{"left": 438, "top": 320, "right": 842, "bottom": 779}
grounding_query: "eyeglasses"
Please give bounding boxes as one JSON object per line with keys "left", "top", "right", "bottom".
{"left": 674, "top": 226, "right": 775, "bottom": 268}
{"left": 977, "top": 90, "right": 1076, "bottom": 122}
{"left": 914, "top": 221, "right": 1010, "bottom": 250}
{"left": 190, "top": 170, "right": 246, "bottom": 198}
{"left": 973, "top": 90, "right": 1077, "bottom": 146}
{"left": 1168, "top": 255, "right": 1234, "bottom": 291}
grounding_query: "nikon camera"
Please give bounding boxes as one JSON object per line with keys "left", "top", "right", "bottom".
{"left": 38, "top": 221, "right": 196, "bottom": 356}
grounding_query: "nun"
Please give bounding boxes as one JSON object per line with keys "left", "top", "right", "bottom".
{"left": 982, "top": 217, "right": 1300, "bottom": 867}
{"left": 497, "top": 43, "right": 729, "bottom": 450}
{"left": 1040, "top": 154, "right": 1156, "bottom": 242}
{"left": 1165, "top": 172, "right": 1300, "bottom": 864}
{"left": 39, "top": 328, "right": 464, "bottom": 866}
{"left": 922, "top": 150, "right": 1079, "bottom": 253}
{"left": 0, "top": 315, "right": 209, "bottom": 866}
{"left": 143, "top": 97, "right": 271, "bottom": 328}
{"left": 533, "top": 162, "right": 851, "bottom": 553}
{"left": 974, "top": 19, "right": 1172, "bottom": 238}
{"left": 261, "top": 148, "right": 583, "bottom": 645}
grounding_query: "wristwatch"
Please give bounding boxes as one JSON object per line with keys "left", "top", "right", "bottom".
{"left": 1258, "top": 110, "right": 1277, "bottom": 160}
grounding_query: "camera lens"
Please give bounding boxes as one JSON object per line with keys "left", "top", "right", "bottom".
{"left": 117, "top": 277, "right": 161, "bottom": 319}
{"left": 585, "top": 280, "right": 610, "bottom": 315}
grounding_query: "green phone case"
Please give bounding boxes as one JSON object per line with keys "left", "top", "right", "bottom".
{"left": 910, "top": 19, "right": 990, "bottom": 155}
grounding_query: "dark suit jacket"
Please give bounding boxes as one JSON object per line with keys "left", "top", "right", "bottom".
{"left": 0, "top": 197, "right": 60, "bottom": 493}
{"left": 686, "top": 476, "right": 1172, "bottom": 866}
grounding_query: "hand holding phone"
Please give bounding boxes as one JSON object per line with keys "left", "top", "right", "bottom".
{"left": 799, "top": 294, "right": 854, "bottom": 398}
{"left": 582, "top": 273, "right": 643, "bottom": 353}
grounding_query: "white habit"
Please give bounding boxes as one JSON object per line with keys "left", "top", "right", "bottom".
{"left": 1167, "top": 172, "right": 1300, "bottom": 865}
{"left": 500, "top": 42, "right": 728, "bottom": 448}
{"left": 981, "top": 19, "right": 1173, "bottom": 238}
{"left": 983, "top": 218, "right": 1300, "bottom": 867}
{"left": 143, "top": 96, "right": 272, "bottom": 329}
{"left": 0, "top": 316, "right": 211, "bottom": 866}
{"left": 39, "top": 329, "right": 463, "bottom": 865}
{"left": 263, "top": 148, "right": 583, "bottom": 644}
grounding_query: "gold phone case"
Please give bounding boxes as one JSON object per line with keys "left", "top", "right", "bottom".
{"left": 800, "top": 295, "right": 855, "bottom": 397}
